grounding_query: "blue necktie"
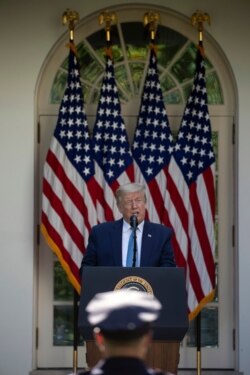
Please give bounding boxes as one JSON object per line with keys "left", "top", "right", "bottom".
{"left": 126, "top": 229, "right": 136, "bottom": 267}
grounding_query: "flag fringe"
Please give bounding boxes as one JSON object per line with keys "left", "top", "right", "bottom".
{"left": 105, "top": 46, "right": 113, "bottom": 59}
{"left": 188, "top": 289, "right": 215, "bottom": 321}
{"left": 149, "top": 43, "right": 157, "bottom": 54}
{"left": 66, "top": 41, "right": 77, "bottom": 55}
{"left": 41, "top": 223, "right": 81, "bottom": 294}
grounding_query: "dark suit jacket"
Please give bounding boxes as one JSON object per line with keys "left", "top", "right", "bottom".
{"left": 78, "top": 357, "right": 168, "bottom": 375}
{"left": 80, "top": 219, "right": 176, "bottom": 272}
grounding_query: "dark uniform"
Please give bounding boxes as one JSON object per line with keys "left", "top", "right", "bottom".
{"left": 78, "top": 289, "right": 174, "bottom": 375}
{"left": 79, "top": 357, "right": 168, "bottom": 375}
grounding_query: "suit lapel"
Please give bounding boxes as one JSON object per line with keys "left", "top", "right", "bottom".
{"left": 111, "top": 219, "right": 123, "bottom": 266}
{"left": 140, "top": 221, "right": 153, "bottom": 266}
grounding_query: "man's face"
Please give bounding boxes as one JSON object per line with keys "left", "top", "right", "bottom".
{"left": 117, "top": 190, "right": 146, "bottom": 224}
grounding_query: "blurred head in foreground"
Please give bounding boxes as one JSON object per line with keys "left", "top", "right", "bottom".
{"left": 86, "top": 289, "right": 162, "bottom": 359}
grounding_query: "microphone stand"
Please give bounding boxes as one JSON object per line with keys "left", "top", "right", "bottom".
{"left": 130, "top": 215, "right": 138, "bottom": 267}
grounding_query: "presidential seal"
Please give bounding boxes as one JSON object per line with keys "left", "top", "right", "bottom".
{"left": 114, "top": 276, "right": 153, "bottom": 294}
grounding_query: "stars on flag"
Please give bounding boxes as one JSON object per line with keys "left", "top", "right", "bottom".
{"left": 54, "top": 53, "right": 94, "bottom": 180}
{"left": 41, "top": 44, "right": 96, "bottom": 294}
{"left": 132, "top": 48, "right": 174, "bottom": 181}
{"left": 92, "top": 55, "right": 133, "bottom": 184}
{"left": 173, "top": 57, "right": 215, "bottom": 185}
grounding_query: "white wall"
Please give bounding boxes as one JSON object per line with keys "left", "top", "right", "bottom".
{"left": 0, "top": 0, "right": 250, "bottom": 374}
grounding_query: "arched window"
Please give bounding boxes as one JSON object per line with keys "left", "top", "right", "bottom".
{"left": 36, "top": 5, "right": 235, "bottom": 370}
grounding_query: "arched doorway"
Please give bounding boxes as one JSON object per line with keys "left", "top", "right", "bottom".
{"left": 36, "top": 4, "right": 236, "bottom": 369}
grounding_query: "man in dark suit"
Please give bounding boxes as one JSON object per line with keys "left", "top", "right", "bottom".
{"left": 80, "top": 182, "right": 176, "bottom": 271}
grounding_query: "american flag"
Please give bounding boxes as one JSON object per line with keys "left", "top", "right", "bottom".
{"left": 132, "top": 46, "right": 175, "bottom": 225}
{"left": 92, "top": 50, "right": 134, "bottom": 221}
{"left": 168, "top": 47, "right": 216, "bottom": 318}
{"left": 41, "top": 43, "right": 98, "bottom": 293}
{"left": 133, "top": 45, "right": 215, "bottom": 319}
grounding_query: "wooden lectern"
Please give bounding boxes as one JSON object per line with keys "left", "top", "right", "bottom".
{"left": 78, "top": 267, "right": 188, "bottom": 374}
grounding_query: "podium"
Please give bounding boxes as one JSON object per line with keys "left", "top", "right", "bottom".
{"left": 78, "top": 267, "right": 188, "bottom": 374}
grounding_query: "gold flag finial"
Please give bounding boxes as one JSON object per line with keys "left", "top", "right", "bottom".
{"left": 99, "top": 10, "right": 117, "bottom": 42}
{"left": 191, "top": 10, "right": 210, "bottom": 43}
{"left": 143, "top": 11, "right": 160, "bottom": 41}
{"left": 62, "top": 8, "right": 79, "bottom": 41}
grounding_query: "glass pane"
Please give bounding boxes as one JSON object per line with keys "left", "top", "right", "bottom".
{"left": 54, "top": 261, "right": 73, "bottom": 301}
{"left": 202, "top": 307, "right": 218, "bottom": 347}
{"left": 171, "top": 43, "right": 198, "bottom": 83}
{"left": 129, "top": 62, "right": 145, "bottom": 94}
{"left": 87, "top": 26, "right": 123, "bottom": 62}
{"left": 160, "top": 74, "right": 176, "bottom": 92}
{"left": 156, "top": 25, "right": 187, "bottom": 67}
{"left": 83, "top": 83, "right": 96, "bottom": 104}
{"left": 51, "top": 25, "right": 223, "bottom": 106}
{"left": 53, "top": 305, "right": 74, "bottom": 346}
{"left": 186, "top": 307, "right": 219, "bottom": 348}
{"left": 112, "top": 44, "right": 124, "bottom": 62}
{"left": 114, "top": 64, "right": 131, "bottom": 100}
{"left": 53, "top": 305, "right": 84, "bottom": 346}
{"left": 53, "top": 262, "right": 84, "bottom": 347}
{"left": 183, "top": 82, "right": 193, "bottom": 102}
{"left": 163, "top": 89, "right": 182, "bottom": 104}
{"left": 121, "top": 22, "right": 148, "bottom": 59}
{"left": 77, "top": 42, "right": 103, "bottom": 83}
{"left": 50, "top": 70, "right": 67, "bottom": 104}
{"left": 90, "top": 88, "right": 102, "bottom": 104}
{"left": 206, "top": 71, "right": 224, "bottom": 104}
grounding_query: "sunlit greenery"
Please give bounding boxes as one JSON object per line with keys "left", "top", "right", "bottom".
{"left": 50, "top": 23, "right": 223, "bottom": 106}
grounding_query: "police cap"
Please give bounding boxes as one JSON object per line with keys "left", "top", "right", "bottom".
{"left": 86, "top": 289, "right": 162, "bottom": 340}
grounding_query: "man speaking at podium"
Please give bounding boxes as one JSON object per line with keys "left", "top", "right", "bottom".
{"left": 80, "top": 182, "right": 176, "bottom": 271}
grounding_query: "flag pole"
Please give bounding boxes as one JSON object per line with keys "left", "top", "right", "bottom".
{"left": 196, "top": 313, "right": 202, "bottom": 375}
{"left": 62, "top": 9, "right": 80, "bottom": 374}
{"left": 143, "top": 10, "right": 160, "bottom": 44}
{"left": 191, "top": 10, "right": 211, "bottom": 46}
{"left": 62, "top": 8, "right": 79, "bottom": 44}
{"left": 99, "top": 10, "right": 117, "bottom": 46}
{"left": 73, "top": 289, "right": 79, "bottom": 374}
{"left": 143, "top": 10, "right": 160, "bottom": 55}
{"left": 190, "top": 11, "right": 211, "bottom": 375}
{"left": 99, "top": 9, "right": 117, "bottom": 62}
{"left": 143, "top": 10, "right": 160, "bottom": 76}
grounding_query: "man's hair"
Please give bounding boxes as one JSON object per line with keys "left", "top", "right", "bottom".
{"left": 115, "top": 183, "right": 146, "bottom": 204}
{"left": 100, "top": 324, "right": 151, "bottom": 341}
{"left": 100, "top": 330, "right": 150, "bottom": 346}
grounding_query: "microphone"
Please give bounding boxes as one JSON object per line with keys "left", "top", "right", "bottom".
{"left": 129, "top": 215, "right": 138, "bottom": 267}
{"left": 130, "top": 214, "right": 138, "bottom": 229}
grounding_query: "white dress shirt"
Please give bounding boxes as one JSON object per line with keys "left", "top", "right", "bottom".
{"left": 122, "top": 219, "right": 144, "bottom": 267}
